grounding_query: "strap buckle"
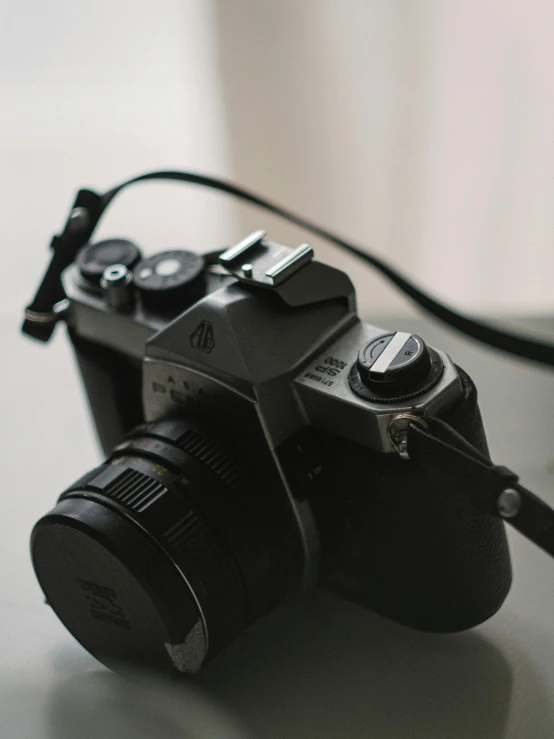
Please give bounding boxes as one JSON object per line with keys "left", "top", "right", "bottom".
{"left": 24, "top": 299, "right": 70, "bottom": 326}
{"left": 387, "top": 413, "right": 429, "bottom": 459}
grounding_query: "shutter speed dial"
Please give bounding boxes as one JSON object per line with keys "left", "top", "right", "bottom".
{"left": 349, "top": 331, "right": 444, "bottom": 402}
{"left": 133, "top": 250, "right": 206, "bottom": 311}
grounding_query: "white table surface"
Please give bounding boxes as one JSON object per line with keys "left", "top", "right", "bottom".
{"left": 2, "top": 312, "right": 554, "bottom": 739}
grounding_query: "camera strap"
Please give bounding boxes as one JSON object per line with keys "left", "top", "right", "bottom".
{"left": 21, "top": 170, "right": 554, "bottom": 368}
{"left": 408, "top": 417, "right": 554, "bottom": 560}
{"left": 22, "top": 188, "right": 104, "bottom": 341}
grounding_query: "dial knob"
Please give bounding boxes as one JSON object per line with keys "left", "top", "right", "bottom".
{"left": 133, "top": 250, "right": 205, "bottom": 311}
{"left": 76, "top": 239, "right": 142, "bottom": 284}
{"left": 358, "top": 332, "right": 430, "bottom": 390}
{"left": 349, "top": 331, "right": 443, "bottom": 402}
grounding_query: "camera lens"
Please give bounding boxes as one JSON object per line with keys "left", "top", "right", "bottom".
{"left": 31, "top": 419, "right": 301, "bottom": 674}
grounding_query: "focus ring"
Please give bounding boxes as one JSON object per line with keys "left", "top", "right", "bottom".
{"left": 176, "top": 428, "right": 245, "bottom": 492}
{"left": 60, "top": 457, "right": 245, "bottom": 655}
{"left": 95, "top": 467, "right": 168, "bottom": 512}
{"left": 114, "top": 425, "right": 286, "bottom": 625}
{"left": 130, "top": 421, "right": 246, "bottom": 493}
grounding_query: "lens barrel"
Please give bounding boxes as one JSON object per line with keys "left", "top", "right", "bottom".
{"left": 31, "top": 419, "right": 300, "bottom": 674}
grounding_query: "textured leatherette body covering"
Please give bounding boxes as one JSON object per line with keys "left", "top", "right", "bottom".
{"left": 315, "top": 368, "right": 512, "bottom": 632}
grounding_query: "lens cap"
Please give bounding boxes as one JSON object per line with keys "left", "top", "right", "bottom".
{"left": 31, "top": 497, "right": 207, "bottom": 674}
{"left": 76, "top": 239, "right": 142, "bottom": 284}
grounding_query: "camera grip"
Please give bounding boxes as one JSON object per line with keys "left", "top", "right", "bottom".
{"left": 314, "top": 368, "right": 512, "bottom": 632}
{"left": 69, "top": 330, "right": 143, "bottom": 454}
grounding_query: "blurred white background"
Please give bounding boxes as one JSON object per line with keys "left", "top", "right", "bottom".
{"left": 1, "top": 0, "right": 552, "bottom": 321}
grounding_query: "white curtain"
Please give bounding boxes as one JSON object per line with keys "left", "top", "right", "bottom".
{"left": 1, "top": 0, "right": 552, "bottom": 318}
{"left": 0, "top": 0, "right": 233, "bottom": 315}
{"left": 214, "top": 0, "right": 554, "bottom": 318}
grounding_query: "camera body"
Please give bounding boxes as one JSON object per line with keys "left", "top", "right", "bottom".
{"left": 31, "top": 231, "right": 512, "bottom": 674}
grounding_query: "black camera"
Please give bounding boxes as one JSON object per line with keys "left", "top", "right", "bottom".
{"left": 28, "top": 226, "right": 512, "bottom": 675}
{"left": 24, "top": 170, "right": 554, "bottom": 677}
